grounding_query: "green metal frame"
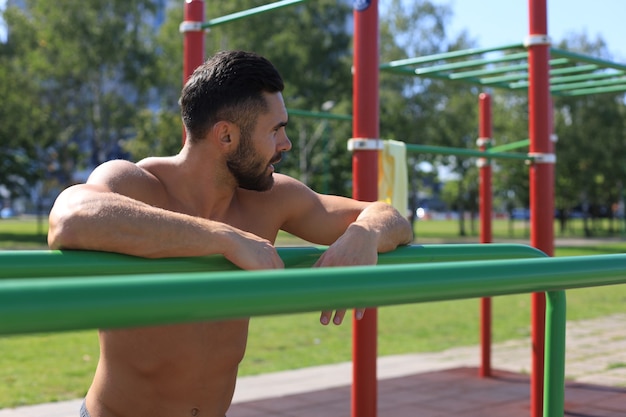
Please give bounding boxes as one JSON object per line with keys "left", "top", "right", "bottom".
{"left": 380, "top": 43, "right": 626, "bottom": 97}
{"left": 0, "top": 247, "right": 624, "bottom": 417}
{"left": 405, "top": 143, "right": 531, "bottom": 161}
{"left": 2, "top": 246, "right": 625, "bottom": 417}
{"left": 201, "top": 0, "right": 307, "bottom": 29}
{"left": 0, "top": 244, "right": 546, "bottom": 279}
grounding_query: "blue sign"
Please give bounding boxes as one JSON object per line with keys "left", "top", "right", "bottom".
{"left": 353, "top": 0, "right": 371, "bottom": 12}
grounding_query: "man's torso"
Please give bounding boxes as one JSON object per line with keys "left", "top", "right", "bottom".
{"left": 86, "top": 158, "right": 287, "bottom": 417}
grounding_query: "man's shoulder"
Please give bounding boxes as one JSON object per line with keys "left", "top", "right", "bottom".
{"left": 88, "top": 158, "right": 169, "bottom": 204}
{"left": 136, "top": 156, "right": 174, "bottom": 172}
{"left": 238, "top": 174, "right": 314, "bottom": 208}
{"left": 272, "top": 173, "right": 310, "bottom": 190}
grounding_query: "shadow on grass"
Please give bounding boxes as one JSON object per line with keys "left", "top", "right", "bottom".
{"left": 0, "top": 233, "right": 48, "bottom": 250}
{"left": 557, "top": 244, "right": 626, "bottom": 255}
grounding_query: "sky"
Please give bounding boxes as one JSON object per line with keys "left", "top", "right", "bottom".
{"left": 0, "top": 0, "right": 6, "bottom": 43}
{"left": 433, "top": 0, "right": 626, "bottom": 63}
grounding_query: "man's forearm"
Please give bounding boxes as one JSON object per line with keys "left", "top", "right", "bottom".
{"left": 48, "top": 187, "right": 233, "bottom": 258}
{"left": 352, "top": 202, "right": 413, "bottom": 253}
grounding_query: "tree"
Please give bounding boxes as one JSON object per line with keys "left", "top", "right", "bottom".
{"left": 0, "top": 6, "right": 49, "bottom": 204}
{"left": 552, "top": 33, "right": 626, "bottom": 236}
{"left": 2, "top": 0, "right": 161, "bottom": 210}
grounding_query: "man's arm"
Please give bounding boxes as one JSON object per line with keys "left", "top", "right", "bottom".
{"left": 277, "top": 175, "right": 413, "bottom": 261}
{"left": 312, "top": 201, "right": 413, "bottom": 267}
{"left": 275, "top": 175, "right": 413, "bottom": 324}
{"left": 48, "top": 162, "right": 283, "bottom": 270}
{"left": 312, "top": 201, "right": 413, "bottom": 325}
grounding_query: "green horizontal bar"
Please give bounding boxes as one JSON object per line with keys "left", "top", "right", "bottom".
{"left": 488, "top": 139, "right": 530, "bottom": 153}
{"left": 380, "top": 43, "right": 525, "bottom": 70}
{"left": 479, "top": 72, "right": 530, "bottom": 85}
{"left": 0, "top": 244, "right": 547, "bottom": 280}
{"left": 202, "top": 0, "right": 306, "bottom": 29}
{"left": 287, "top": 108, "right": 352, "bottom": 121}
{"left": 449, "top": 63, "right": 530, "bottom": 80}
{"left": 510, "top": 70, "right": 625, "bottom": 90}
{"left": 550, "top": 70, "right": 625, "bottom": 85}
{"left": 0, "top": 253, "right": 624, "bottom": 335}
{"left": 405, "top": 143, "right": 531, "bottom": 161}
{"left": 549, "top": 64, "right": 598, "bottom": 76}
{"left": 449, "top": 58, "right": 570, "bottom": 81}
{"left": 550, "top": 77, "right": 626, "bottom": 92}
{"left": 559, "top": 84, "right": 626, "bottom": 96}
{"left": 479, "top": 64, "right": 599, "bottom": 86}
{"left": 551, "top": 47, "right": 626, "bottom": 72}
{"left": 415, "top": 52, "right": 529, "bottom": 76}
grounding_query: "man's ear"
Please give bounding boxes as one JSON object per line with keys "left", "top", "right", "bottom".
{"left": 212, "top": 121, "right": 239, "bottom": 150}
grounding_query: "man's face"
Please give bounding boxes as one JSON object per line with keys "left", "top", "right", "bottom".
{"left": 226, "top": 93, "right": 291, "bottom": 191}
{"left": 226, "top": 128, "right": 280, "bottom": 191}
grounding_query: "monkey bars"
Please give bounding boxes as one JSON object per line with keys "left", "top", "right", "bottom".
{"left": 380, "top": 43, "right": 626, "bottom": 97}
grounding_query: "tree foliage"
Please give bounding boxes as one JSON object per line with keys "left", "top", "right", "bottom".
{"left": 1, "top": 0, "right": 160, "bottom": 208}
{"left": 1, "top": 0, "right": 624, "bottom": 233}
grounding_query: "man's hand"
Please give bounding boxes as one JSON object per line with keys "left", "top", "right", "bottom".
{"left": 223, "top": 229, "right": 284, "bottom": 271}
{"left": 314, "top": 223, "right": 376, "bottom": 325}
{"left": 319, "top": 308, "right": 366, "bottom": 326}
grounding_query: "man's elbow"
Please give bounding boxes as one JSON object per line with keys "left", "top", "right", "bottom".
{"left": 47, "top": 188, "right": 86, "bottom": 250}
{"left": 47, "top": 208, "right": 76, "bottom": 250}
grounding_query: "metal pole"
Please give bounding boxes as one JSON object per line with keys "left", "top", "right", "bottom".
{"left": 2, "top": 254, "right": 625, "bottom": 336}
{"left": 201, "top": 0, "right": 306, "bottom": 29}
{"left": 478, "top": 93, "right": 493, "bottom": 377}
{"left": 528, "top": 1, "right": 554, "bottom": 416}
{"left": 405, "top": 143, "right": 531, "bottom": 161}
{"left": 0, "top": 243, "right": 550, "bottom": 280}
{"left": 181, "top": 0, "right": 205, "bottom": 144}
{"left": 543, "top": 290, "right": 566, "bottom": 417}
{"left": 352, "top": 1, "right": 380, "bottom": 416}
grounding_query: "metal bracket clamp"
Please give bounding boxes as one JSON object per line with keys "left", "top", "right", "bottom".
{"left": 476, "top": 137, "right": 493, "bottom": 147}
{"left": 476, "top": 158, "right": 490, "bottom": 168}
{"left": 524, "top": 34, "right": 551, "bottom": 47}
{"left": 527, "top": 152, "right": 556, "bottom": 164}
{"left": 551, "top": 133, "right": 559, "bottom": 143}
{"left": 179, "top": 21, "right": 204, "bottom": 33}
{"left": 347, "top": 138, "right": 384, "bottom": 151}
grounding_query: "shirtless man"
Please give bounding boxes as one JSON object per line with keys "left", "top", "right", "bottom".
{"left": 48, "top": 50, "right": 413, "bottom": 417}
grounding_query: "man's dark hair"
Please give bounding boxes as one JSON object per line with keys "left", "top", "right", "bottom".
{"left": 180, "top": 50, "right": 285, "bottom": 142}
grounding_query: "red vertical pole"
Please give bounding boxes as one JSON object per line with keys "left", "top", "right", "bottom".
{"left": 478, "top": 93, "right": 493, "bottom": 378}
{"left": 352, "top": 1, "right": 379, "bottom": 417}
{"left": 182, "top": 0, "right": 205, "bottom": 144}
{"left": 527, "top": 1, "right": 554, "bottom": 417}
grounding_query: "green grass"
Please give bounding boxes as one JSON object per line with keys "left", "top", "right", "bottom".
{"left": 1, "top": 219, "right": 625, "bottom": 407}
{"left": 0, "top": 218, "right": 49, "bottom": 250}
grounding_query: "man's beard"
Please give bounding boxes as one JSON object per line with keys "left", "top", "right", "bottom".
{"left": 226, "top": 132, "right": 281, "bottom": 192}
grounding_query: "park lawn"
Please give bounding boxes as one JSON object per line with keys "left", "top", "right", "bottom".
{"left": 0, "top": 218, "right": 48, "bottom": 250}
{"left": 1, "top": 219, "right": 625, "bottom": 407}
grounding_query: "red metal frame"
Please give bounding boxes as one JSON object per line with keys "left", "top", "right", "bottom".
{"left": 478, "top": 93, "right": 493, "bottom": 378}
{"left": 182, "top": 2, "right": 556, "bottom": 416}
{"left": 182, "top": 0, "right": 205, "bottom": 144}
{"left": 351, "top": 2, "right": 380, "bottom": 417}
{"left": 528, "top": 1, "right": 554, "bottom": 417}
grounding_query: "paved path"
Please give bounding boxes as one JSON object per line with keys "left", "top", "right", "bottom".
{"left": 1, "top": 314, "right": 624, "bottom": 417}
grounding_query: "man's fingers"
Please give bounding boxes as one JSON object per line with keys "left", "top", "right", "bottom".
{"left": 320, "top": 309, "right": 366, "bottom": 325}
{"left": 320, "top": 311, "right": 332, "bottom": 325}
{"left": 333, "top": 310, "right": 347, "bottom": 325}
{"left": 320, "top": 310, "right": 345, "bottom": 325}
